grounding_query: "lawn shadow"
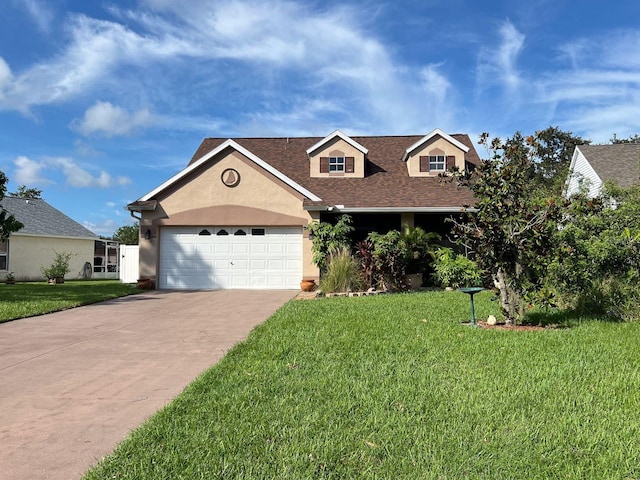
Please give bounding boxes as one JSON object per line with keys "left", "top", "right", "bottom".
{"left": 524, "top": 308, "right": 622, "bottom": 328}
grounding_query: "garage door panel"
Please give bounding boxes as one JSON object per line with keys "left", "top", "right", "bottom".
{"left": 159, "top": 226, "right": 302, "bottom": 290}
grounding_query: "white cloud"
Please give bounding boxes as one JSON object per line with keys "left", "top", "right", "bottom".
{"left": 72, "top": 101, "right": 155, "bottom": 137}
{"left": 18, "top": 0, "right": 55, "bottom": 33}
{"left": 477, "top": 20, "right": 525, "bottom": 91}
{"left": 12, "top": 155, "right": 129, "bottom": 189}
{"left": 0, "top": 1, "right": 459, "bottom": 134}
{"left": 533, "top": 30, "right": 640, "bottom": 142}
{"left": 13, "top": 155, "right": 51, "bottom": 185}
{"left": 82, "top": 219, "right": 119, "bottom": 237}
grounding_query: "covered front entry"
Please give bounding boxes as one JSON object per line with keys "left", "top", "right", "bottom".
{"left": 158, "top": 226, "right": 302, "bottom": 290}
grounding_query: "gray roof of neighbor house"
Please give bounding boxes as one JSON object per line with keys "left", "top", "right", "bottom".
{"left": 579, "top": 144, "right": 640, "bottom": 188}
{"left": 0, "top": 197, "right": 98, "bottom": 239}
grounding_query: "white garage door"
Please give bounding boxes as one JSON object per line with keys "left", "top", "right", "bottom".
{"left": 158, "top": 227, "right": 302, "bottom": 290}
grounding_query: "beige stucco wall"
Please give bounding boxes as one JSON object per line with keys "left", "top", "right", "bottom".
{"left": 139, "top": 148, "right": 319, "bottom": 282}
{"left": 406, "top": 135, "right": 466, "bottom": 177}
{"left": 6, "top": 235, "right": 95, "bottom": 281}
{"left": 309, "top": 137, "right": 366, "bottom": 178}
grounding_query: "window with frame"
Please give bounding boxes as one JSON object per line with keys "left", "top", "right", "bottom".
{"left": 429, "top": 155, "right": 445, "bottom": 171}
{"left": 0, "top": 241, "right": 7, "bottom": 270}
{"left": 329, "top": 157, "right": 345, "bottom": 172}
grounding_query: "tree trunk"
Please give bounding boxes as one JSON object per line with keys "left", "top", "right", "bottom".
{"left": 493, "top": 268, "right": 522, "bottom": 325}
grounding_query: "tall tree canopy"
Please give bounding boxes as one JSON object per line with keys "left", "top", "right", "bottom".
{"left": 10, "top": 185, "right": 43, "bottom": 199}
{"left": 113, "top": 223, "right": 139, "bottom": 245}
{"left": 529, "top": 126, "right": 589, "bottom": 195}
{"left": 0, "top": 172, "right": 24, "bottom": 239}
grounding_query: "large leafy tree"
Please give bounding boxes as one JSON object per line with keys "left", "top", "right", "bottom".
{"left": 452, "top": 133, "right": 560, "bottom": 324}
{"left": 113, "top": 223, "right": 139, "bottom": 245}
{"left": 0, "top": 172, "right": 24, "bottom": 239}
{"left": 530, "top": 126, "right": 589, "bottom": 195}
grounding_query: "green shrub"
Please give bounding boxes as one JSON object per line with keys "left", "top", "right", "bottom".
{"left": 41, "top": 251, "right": 74, "bottom": 280}
{"left": 305, "top": 215, "right": 353, "bottom": 272}
{"left": 432, "top": 247, "right": 482, "bottom": 288}
{"left": 319, "top": 248, "right": 364, "bottom": 293}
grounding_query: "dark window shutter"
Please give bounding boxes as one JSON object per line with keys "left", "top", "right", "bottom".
{"left": 419, "top": 156, "right": 430, "bottom": 172}
{"left": 320, "top": 157, "right": 329, "bottom": 173}
{"left": 446, "top": 155, "right": 455, "bottom": 170}
{"left": 345, "top": 157, "right": 355, "bottom": 173}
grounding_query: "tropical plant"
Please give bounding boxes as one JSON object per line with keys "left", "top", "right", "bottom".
{"left": 399, "top": 225, "right": 441, "bottom": 275}
{"left": 305, "top": 215, "right": 354, "bottom": 272}
{"left": 431, "top": 248, "right": 482, "bottom": 289}
{"left": 319, "top": 248, "right": 364, "bottom": 293}
{"left": 366, "top": 230, "right": 407, "bottom": 291}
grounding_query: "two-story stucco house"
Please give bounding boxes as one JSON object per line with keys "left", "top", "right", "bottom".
{"left": 127, "top": 128, "right": 481, "bottom": 290}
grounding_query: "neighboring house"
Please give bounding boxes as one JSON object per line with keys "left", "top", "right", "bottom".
{"left": 127, "top": 128, "right": 482, "bottom": 290}
{"left": 0, "top": 197, "right": 100, "bottom": 281}
{"left": 565, "top": 144, "right": 640, "bottom": 198}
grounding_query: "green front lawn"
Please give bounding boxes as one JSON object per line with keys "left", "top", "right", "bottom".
{"left": 0, "top": 280, "right": 140, "bottom": 323}
{"left": 85, "top": 291, "right": 640, "bottom": 479}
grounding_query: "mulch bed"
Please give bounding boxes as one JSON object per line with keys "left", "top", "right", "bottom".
{"left": 476, "top": 321, "right": 547, "bottom": 331}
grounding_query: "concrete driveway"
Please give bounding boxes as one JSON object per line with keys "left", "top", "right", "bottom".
{"left": 0, "top": 289, "right": 297, "bottom": 480}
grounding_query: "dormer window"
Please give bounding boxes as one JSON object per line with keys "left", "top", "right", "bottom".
{"left": 429, "top": 155, "right": 445, "bottom": 171}
{"left": 307, "top": 130, "right": 368, "bottom": 178}
{"left": 329, "top": 157, "right": 345, "bottom": 172}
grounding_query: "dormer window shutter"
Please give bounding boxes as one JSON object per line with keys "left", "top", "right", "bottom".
{"left": 345, "top": 157, "right": 355, "bottom": 173}
{"left": 446, "top": 156, "right": 455, "bottom": 170}
{"left": 320, "top": 157, "right": 329, "bottom": 173}
{"left": 419, "top": 156, "right": 430, "bottom": 172}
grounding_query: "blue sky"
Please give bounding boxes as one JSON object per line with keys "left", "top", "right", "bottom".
{"left": 1, "top": 0, "right": 639, "bottom": 236}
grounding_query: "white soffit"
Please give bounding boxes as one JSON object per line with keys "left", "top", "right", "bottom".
{"left": 305, "top": 129, "right": 369, "bottom": 156}
{"left": 139, "top": 139, "right": 322, "bottom": 202}
{"left": 402, "top": 128, "right": 469, "bottom": 162}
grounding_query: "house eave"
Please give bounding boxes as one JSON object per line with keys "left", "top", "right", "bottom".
{"left": 305, "top": 129, "right": 369, "bottom": 156}
{"left": 402, "top": 128, "right": 470, "bottom": 162}
{"left": 10, "top": 232, "right": 99, "bottom": 241}
{"left": 324, "top": 206, "right": 477, "bottom": 214}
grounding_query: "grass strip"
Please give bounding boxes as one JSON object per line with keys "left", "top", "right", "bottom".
{"left": 0, "top": 280, "right": 140, "bottom": 323}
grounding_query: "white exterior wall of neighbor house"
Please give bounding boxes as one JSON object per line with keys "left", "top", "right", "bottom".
{"left": 565, "top": 147, "right": 603, "bottom": 198}
{"left": 6, "top": 235, "right": 95, "bottom": 281}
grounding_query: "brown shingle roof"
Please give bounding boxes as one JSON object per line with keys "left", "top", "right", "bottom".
{"left": 579, "top": 144, "right": 640, "bottom": 188}
{"left": 189, "top": 134, "right": 481, "bottom": 210}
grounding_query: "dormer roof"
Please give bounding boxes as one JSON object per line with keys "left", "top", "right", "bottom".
{"left": 305, "top": 129, "right": 369, "bottom": 156}
{"left": 402, "top": 128, "right": 469, "bottom": 162}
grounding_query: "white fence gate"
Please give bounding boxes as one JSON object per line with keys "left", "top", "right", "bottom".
{"left": 119, "top": 245, "right": 139, "bottom": 283}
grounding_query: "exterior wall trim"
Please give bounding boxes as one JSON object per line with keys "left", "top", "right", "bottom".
{"left": 402, "top": 128, "right": 469, "bottom": 162}
{"left": 305, "top": 129, "right": 369, "bottom": 156}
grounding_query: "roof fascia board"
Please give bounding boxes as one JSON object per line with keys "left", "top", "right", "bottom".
{"left": 305, "top": 129, "right": 369, "bottom": 156}
{"left": 11, "top": 232, "right": 98, "bottom": 241}
{"left": 140, "top": 139, "right": 322, "bottom": 202}
{"left": 402, "top": 128, "right": 469, "bottom": 162}
{"left": 333, "top": 206, "right": 477, "bottom": 213}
